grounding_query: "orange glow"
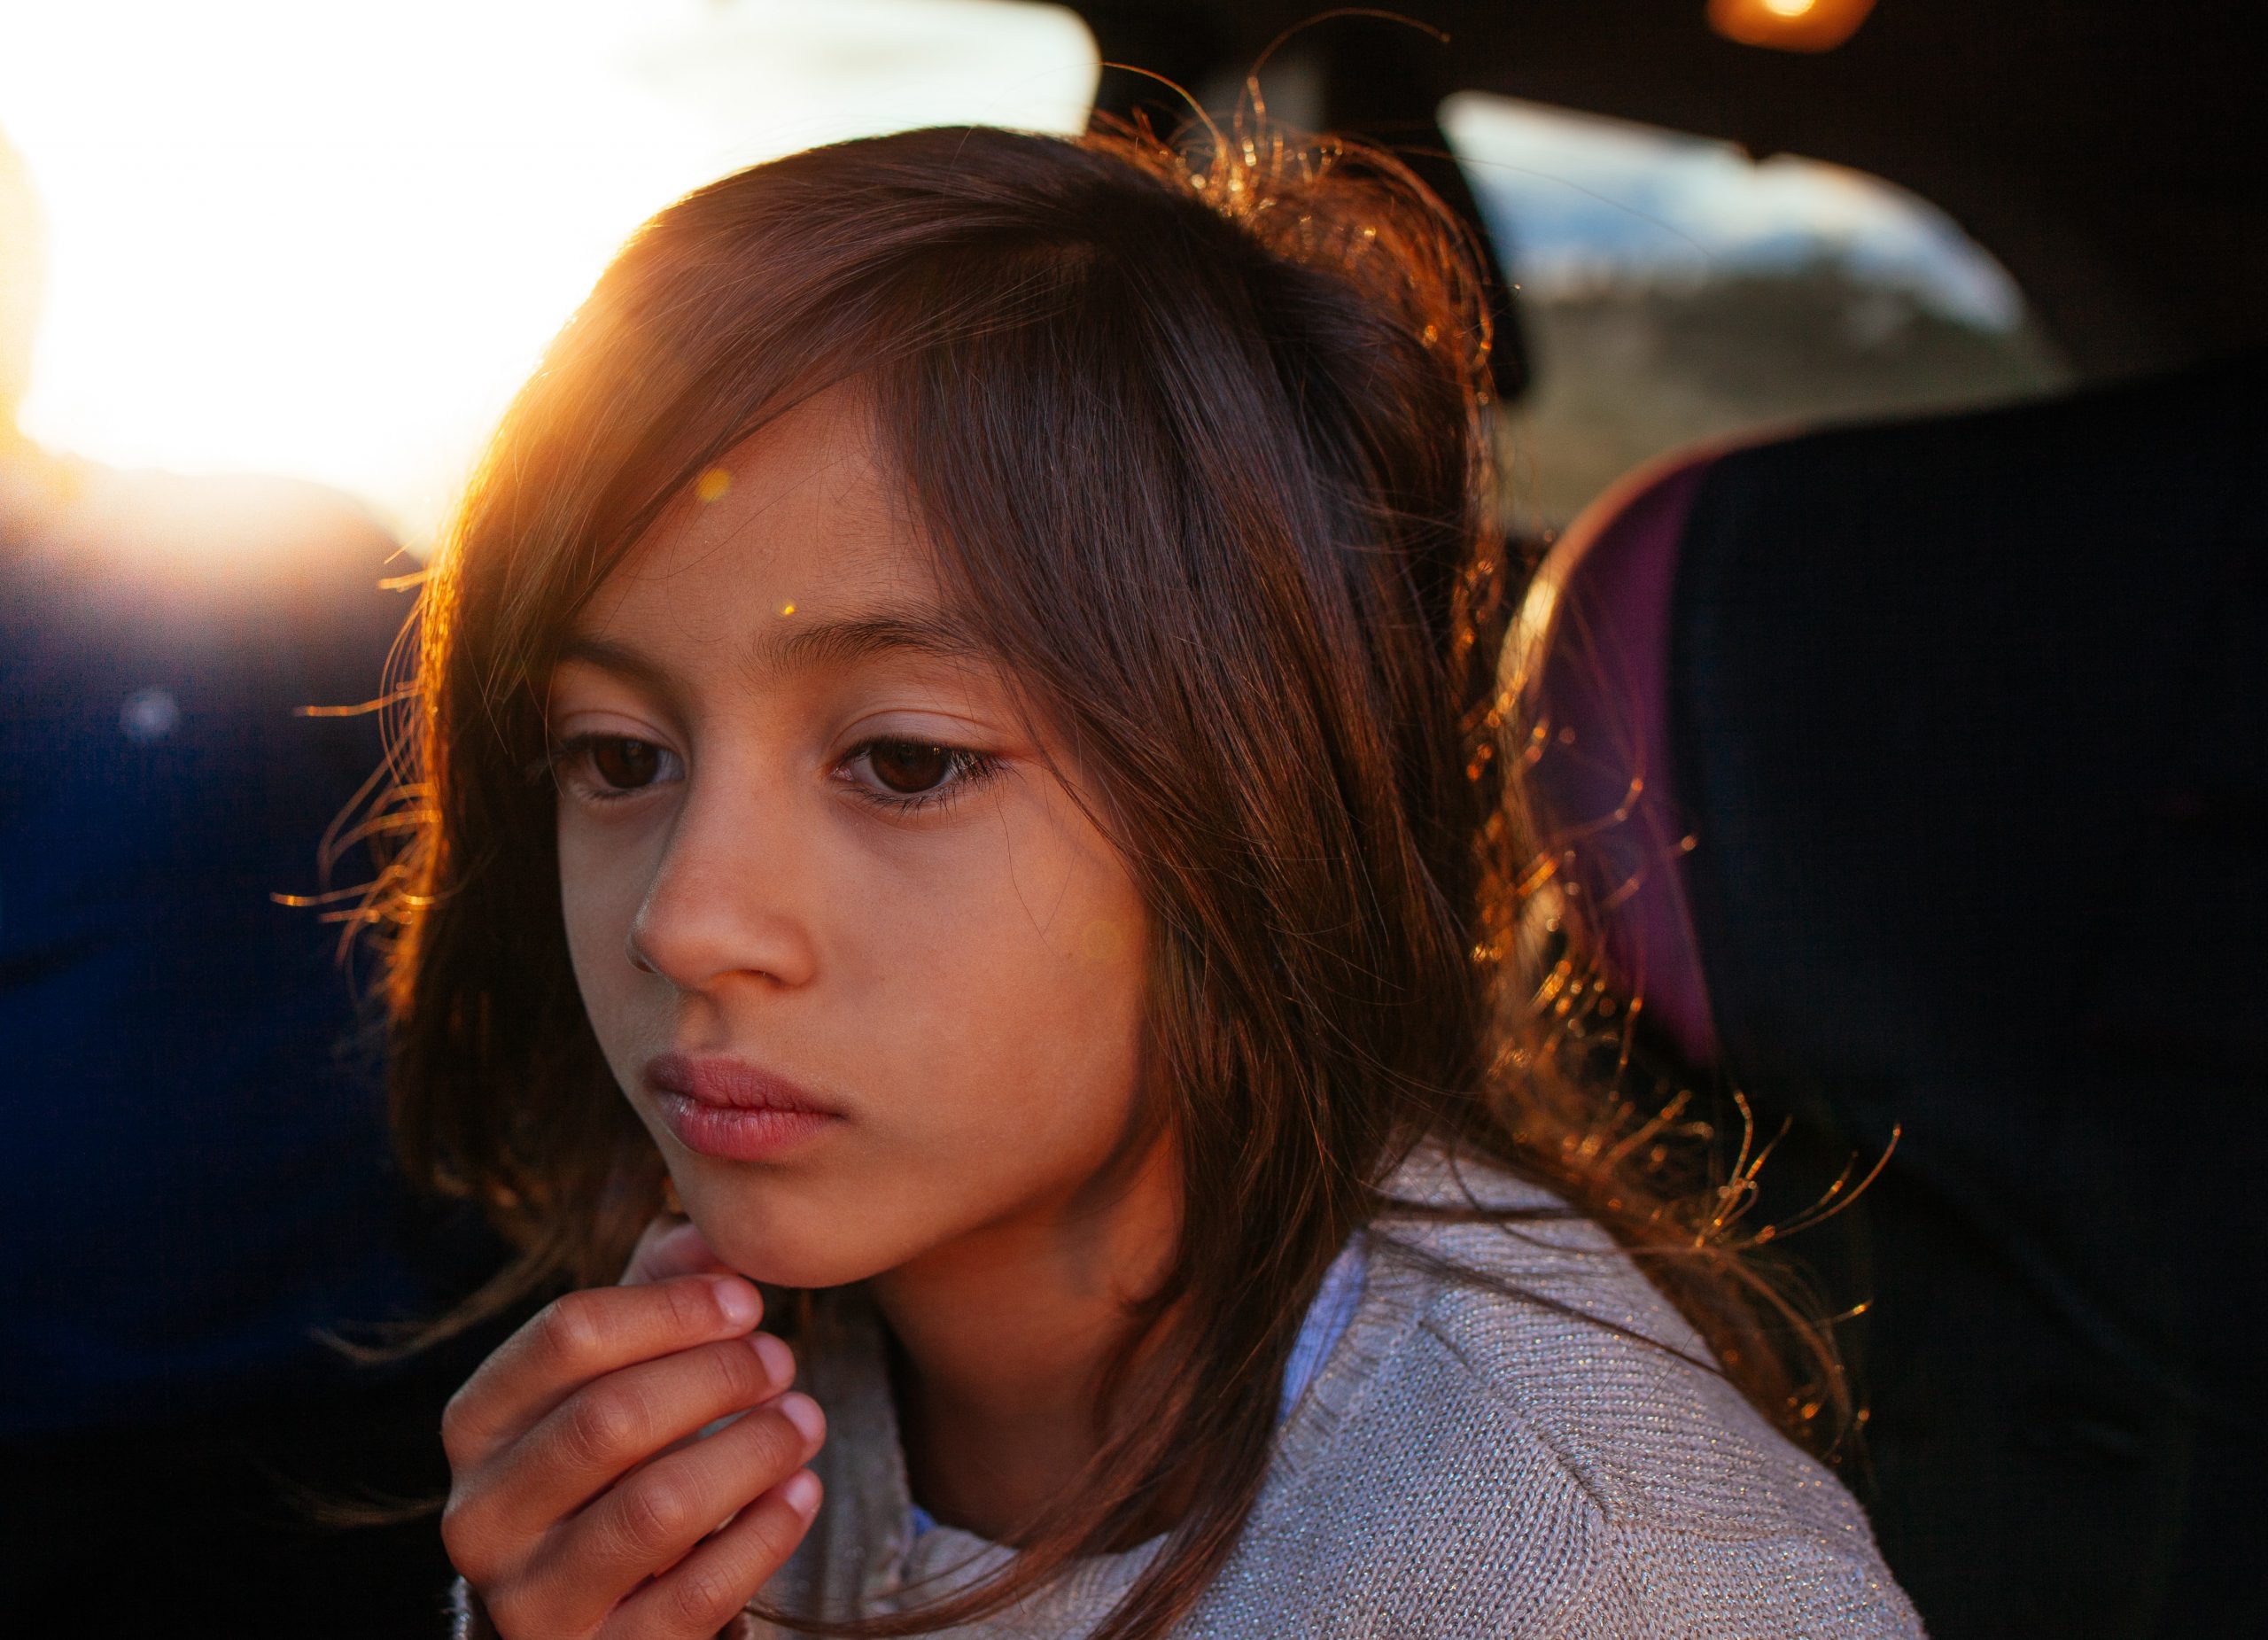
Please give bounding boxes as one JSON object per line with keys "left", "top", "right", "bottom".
{"left": 0, "top": 2, "right": 1098, "bottom": 549}
{"left": 1709, "top": 0, "right": 1876, "bottom": 51}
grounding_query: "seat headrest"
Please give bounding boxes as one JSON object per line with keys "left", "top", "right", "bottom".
{"left": 1506, "top": 448, "right": 1725, "bottom": 1069}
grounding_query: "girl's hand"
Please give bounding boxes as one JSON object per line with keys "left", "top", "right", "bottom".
{"left": 618, "top": 1213, "right": 736, "bottom": 1288}
{"left": 440, "top": 1228, "right": 825, "bottom": 1640}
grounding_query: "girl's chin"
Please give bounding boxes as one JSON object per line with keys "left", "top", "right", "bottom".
{"left": 682, "top": 1200, "right": 910, "bottom": 1294}
{"left": 730, "top": 1254, "right": 883, "bottom": 1293}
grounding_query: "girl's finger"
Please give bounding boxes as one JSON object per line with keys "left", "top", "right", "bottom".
{"left": 442, "top": 1274, "right": 763, "bottom": 1472}
{"left": 473, "top": 1330, "right": 797, "bottom": 1543}
{"left": 534, "top": 1393, "right": 825, "bottom": 1626}
{"left": 621, "top": 1216, "right": 729, "bottom": 1286}
{"left": 600, "top": 1470, "right": 823, "bottom": 1640}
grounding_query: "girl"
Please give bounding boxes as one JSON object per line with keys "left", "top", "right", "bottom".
{"left": 384, "top": 123, "right": 1922, "bottom": 1638}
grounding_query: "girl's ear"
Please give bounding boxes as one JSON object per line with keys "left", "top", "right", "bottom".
{"left": 618, "top": 1209, "right": 727, "bottom": 1286}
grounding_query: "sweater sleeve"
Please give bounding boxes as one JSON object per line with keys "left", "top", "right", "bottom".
{"left": 448, "top": 1575, "right": 789, "bottom": 1639}
{"left": 1384, "top": 1317, "right": 1928, "bottom": 1640}
{"left": 1198, "top": 1208, "right": 1926, "bottom": 1639}
{"left": 1562, "top": 1519, "right": 1928, "bottom": 1640}
{"left": 447, "top": 1577, "right": 496, "bottom": 1640}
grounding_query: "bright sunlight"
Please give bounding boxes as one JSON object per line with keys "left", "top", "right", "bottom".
{"left": 0, "top": 0, "right": 1096, "bottom": 546}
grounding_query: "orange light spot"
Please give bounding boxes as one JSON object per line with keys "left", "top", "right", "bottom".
{"left": 695, "top": 467, "right": 733, "bottom": 502}
{"left": 1709, "top": 0, "right": 1874, "bottom": 51}
{"left": 1078, "top": 919, "right": 1130, "bottom": 964}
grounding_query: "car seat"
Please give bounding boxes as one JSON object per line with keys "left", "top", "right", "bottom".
{"left": 1508, "top": 352, "right": 2267, "bottom": 1640}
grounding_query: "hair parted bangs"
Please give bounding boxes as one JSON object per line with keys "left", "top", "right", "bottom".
{"left": 378, "top": 120, "right": 1843, "bottom": 1640}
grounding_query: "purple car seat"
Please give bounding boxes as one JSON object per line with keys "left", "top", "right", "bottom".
{"left": 1507, "top": 447, "right": 1728, "bottom": 1071}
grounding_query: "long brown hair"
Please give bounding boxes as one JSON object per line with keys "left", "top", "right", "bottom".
{"left": 378, "top": 118, "right": 1840, "bottom": 1639}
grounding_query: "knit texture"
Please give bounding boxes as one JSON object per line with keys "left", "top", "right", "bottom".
{"left": 749, "top": 1146, "right": 1921, "bottom": 1638}
{"left": 451, "top": 1145, "right": 1922, "bottom": 1637}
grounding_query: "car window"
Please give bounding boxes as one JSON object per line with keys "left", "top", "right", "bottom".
{"left": 1443, "top": 92, "right": 2070, "bottom": 529}
{"left": 0, "top": 0, "right": 1098, "bottom": 548}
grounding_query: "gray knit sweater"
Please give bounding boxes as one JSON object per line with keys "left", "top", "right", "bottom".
{"left": 454, "top": 1146, "right": 1923, "bottom": 1637}
{"left": 760, "top": 1146, "right": 1918, "bottom": 1637}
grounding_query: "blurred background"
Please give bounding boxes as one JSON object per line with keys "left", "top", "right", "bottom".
{"left": 2, "top": 2, "right": 2260, "bottom": 1636}
{"left": 1, "top": 0, "right": 2105, "bottom": 551}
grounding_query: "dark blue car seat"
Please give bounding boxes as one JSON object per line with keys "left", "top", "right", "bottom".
{"left": 1510, "top": 353, "right": 2267, "bottom": 1639}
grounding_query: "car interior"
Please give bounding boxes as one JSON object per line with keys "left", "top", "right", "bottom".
{"left": 4, "top": 4, "right": 2256, "bottom": 1632}
{"left": 1071, "top": 4, "right": 2266, "bottom": 1636}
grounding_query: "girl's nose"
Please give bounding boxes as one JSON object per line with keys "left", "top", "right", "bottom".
{"left": 625, "top": 779, "right": 819, "bottom": 994}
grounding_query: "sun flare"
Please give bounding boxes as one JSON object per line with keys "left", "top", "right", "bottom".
{"left": 0, "top": 0, "right": 1095, "bottom": 548}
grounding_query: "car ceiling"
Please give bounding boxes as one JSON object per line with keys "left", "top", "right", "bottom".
{"left": 1072, "top": 0, "right": 2268, "bottom": 381}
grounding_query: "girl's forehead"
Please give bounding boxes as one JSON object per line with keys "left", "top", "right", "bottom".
{"left": 560, "top": 408, "right": 1014, "bottom": 703}
{"left": 680, "top": 394, "right": 905, "bottom": 557}
{"left": 586, "top": 392, "right": 942, "bottom": 635}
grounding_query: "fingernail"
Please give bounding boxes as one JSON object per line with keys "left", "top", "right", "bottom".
{"left": 711, "top": 1277, "right": 759, "bottom": 1330}
{"left": 781, "top": 1470, "right": 821, "bottom": 1519}
{"left": 751, "top": 1332, "right": 795, "bottom": 1385}
{"left": 776, "top": 1392, "right": 825, "bottom": 1445}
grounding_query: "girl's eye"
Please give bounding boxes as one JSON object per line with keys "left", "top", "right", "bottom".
{"left": 548, "top": 734, "right": 683, "bottom": 800}
{"left": 843, "top": 737, "right": 998, "bottom": 809}
{"left": 590, "top": 736, "right": 665, "bottom": 789}
{"left": 869, "top": 740, "right": 953, "bottom": 793}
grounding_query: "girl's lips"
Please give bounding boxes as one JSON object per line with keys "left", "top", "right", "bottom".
{"left": 645, "top": 1053, "right": 843, "bottom": 1162}
{"left": 653, "top": 1093, "right": 839, "bottom": 1162}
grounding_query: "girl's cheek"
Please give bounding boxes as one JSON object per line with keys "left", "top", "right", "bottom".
{"left": 558, "top": 832, "right": 655, "bottom": 1070}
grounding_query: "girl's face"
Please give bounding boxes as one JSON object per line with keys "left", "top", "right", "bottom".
{"left": 549, "top": 390, "right": 1155, "bottom": 1290}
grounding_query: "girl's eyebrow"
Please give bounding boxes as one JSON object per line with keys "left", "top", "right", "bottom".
{"left": 553, "top": 633, "right": 673, "bottom": 691}
{"left": 553, "top": 606, "right": 988, "bottom": 691}
{"left": 765, "top": 609, "right": 989, "bottom": 677}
